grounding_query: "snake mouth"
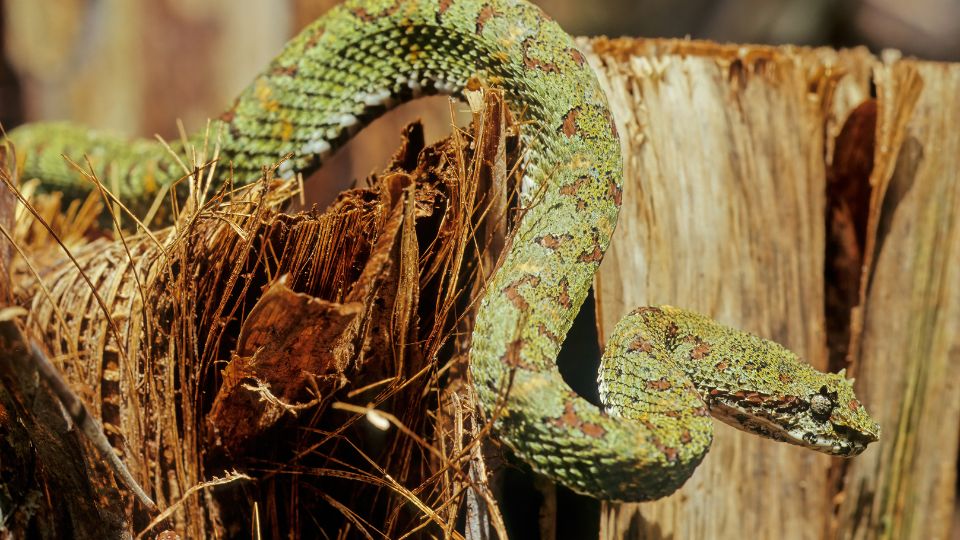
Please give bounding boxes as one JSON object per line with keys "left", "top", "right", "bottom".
{"left": 710, "top": 398, "right": 879, "bottom": 456}
{"left": 789, "top": 430, "right": 861, "bottom": 456}
{"left": 828, "top": 424, "right": 879, "bottom": 456}
{"left": 795, "top": 423, "right": 878, "bottom": 456}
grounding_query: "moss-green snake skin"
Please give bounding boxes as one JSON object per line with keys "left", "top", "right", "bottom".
{"left": 10, "top": 0, "right": 880, "bottom": 501}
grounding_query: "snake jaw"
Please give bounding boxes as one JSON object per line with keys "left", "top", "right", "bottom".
{"left": 705, "top": 381, "right": 880, "bottom": 456}
{"left": 825, "top": 423, "right": 878, "bottom": 456}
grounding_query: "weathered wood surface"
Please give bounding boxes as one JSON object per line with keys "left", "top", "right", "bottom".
{"left": 588, "top": 38, "right": 958, "bottom": 540}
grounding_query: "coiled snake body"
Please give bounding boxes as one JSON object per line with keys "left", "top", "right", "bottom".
{"left": 10, "top": 0, "right": 879, "bottom": 501}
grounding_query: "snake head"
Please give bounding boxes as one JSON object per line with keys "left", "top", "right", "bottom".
{"left": 792, "top": 371, "right": 880, "bottom": 456}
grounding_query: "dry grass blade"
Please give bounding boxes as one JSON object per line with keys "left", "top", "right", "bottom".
{"left": 137, "top": 471, "right": 252, "bottom": 539}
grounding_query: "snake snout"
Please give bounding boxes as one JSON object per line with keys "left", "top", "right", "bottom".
{"left": 831, "top": 422, "right": 880, "bottom": 456}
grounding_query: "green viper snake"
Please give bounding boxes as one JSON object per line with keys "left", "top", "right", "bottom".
{"left": 9, "top": 0, "right": 879, "bottom": 501}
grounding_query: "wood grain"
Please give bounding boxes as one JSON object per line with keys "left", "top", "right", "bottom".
{"left": 587, "top": 38, "right": 958, "bottom": 540}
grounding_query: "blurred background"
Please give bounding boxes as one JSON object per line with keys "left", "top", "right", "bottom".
{"left": 0, "top": 0, "right": 957, "bottom": 200}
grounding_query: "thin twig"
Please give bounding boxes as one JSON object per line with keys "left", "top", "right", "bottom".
{"left": 26, "top": 338, "right": 157, "bottom": 512}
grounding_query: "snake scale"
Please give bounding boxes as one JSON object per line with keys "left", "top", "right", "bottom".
{"left": 10, "top": 0, "right": 879, "bottom": 501}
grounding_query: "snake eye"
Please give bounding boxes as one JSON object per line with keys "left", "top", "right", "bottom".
{"left": 810, "top": 385, "right": 836, "bottom": 421}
